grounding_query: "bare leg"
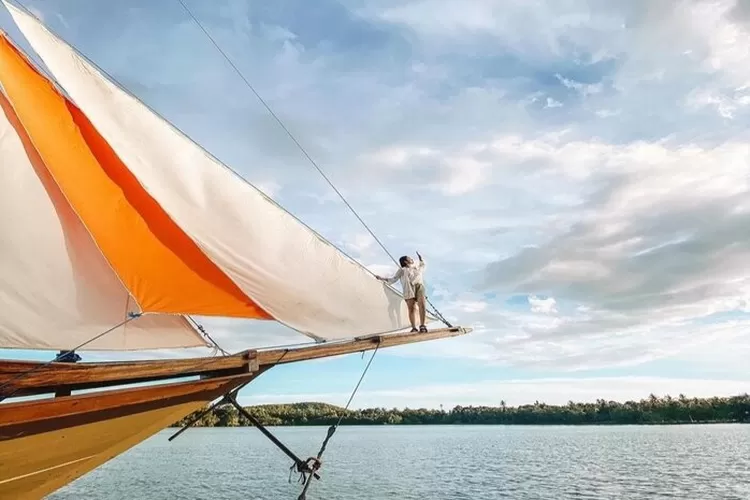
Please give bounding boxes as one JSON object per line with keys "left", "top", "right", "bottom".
{"left": 418, "top": 294, "right": 426, "bottom": 327}
{"left": 406, "top": 299, "right": 417, "bottom": 329}
{"left": 414, "top": 284, "right": 427, "bottom": 331}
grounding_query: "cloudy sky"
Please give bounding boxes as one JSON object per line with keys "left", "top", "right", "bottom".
{"left": 2, "top": 0, "right": 750, "bottom": 409}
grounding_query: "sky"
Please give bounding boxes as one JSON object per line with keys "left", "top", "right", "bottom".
{"left": 1, "top": 0, "right": 749, "bottom": 409}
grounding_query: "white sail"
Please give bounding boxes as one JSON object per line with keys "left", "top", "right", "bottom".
{"left": 0, "top": 86, "right": 208, "bottom": 351}
{"left": 5, "top": 2, "right": 429, "bottom": 341}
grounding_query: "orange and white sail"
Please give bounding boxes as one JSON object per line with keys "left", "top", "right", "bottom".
{"left": 0, "top": 34, "right": 270, "bottom": 322}
{"left": 0, "top": 85, "right": 208, "bottom": 351}
{"left": 0, "top": 2, "right": 424, "bottom": 344}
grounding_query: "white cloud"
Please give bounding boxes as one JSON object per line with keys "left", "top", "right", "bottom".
{"left": 689, "top": 0, "right": 750, "bottom": 83}
{"left": 555, "top": 74, "right": 603, "bottom": 97}
{"left": 372, "top": 0, "right": 500, "bottom": 36}
{"left": 684, "top": 86, "right": 750, "bottom": 118}
{"left": 480, "top": 133, "right": 750, "bottom": 293}
{"left": 363, "top": 146, "right": 436, "bottom": 169}
{"left": 529, "top": 295, "right": 557, "bottom": 314}
{"left": 595, "top": 109, "right": 620, "bottom": 118}
{"left": 343, "top": 232, "right": 375, "bottom": 255}
{"left": 367, "top": 0, "right": 624, "bottom": 64}
{"left": 454, "top": 299, "right": 488, "bottom": 314}
{"left": 440, "top": 155, "right": 488, "bottom": 195}
{"left": 446, "top": 128, "right": 750, "bottom": 369}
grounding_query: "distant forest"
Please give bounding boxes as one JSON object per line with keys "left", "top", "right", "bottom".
{"left": 171, "top": 394, "right": 750, "bottom": 427}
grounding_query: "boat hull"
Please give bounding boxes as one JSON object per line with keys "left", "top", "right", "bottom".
{"left": 0, "top": 374, "right": 251, "bottom": 499}
{"left": 0, "top": 326, "right": 470, "bottom": 498}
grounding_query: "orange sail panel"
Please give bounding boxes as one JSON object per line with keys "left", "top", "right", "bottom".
{"left": 0, "top": 35, "right": 271, "bottom": 319}
{"left": 0, "top": 87, "right": 208, "bottom": 350}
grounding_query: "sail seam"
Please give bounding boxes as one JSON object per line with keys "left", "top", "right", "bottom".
{"left": 0, "top": 33, "right": 157, "bottom": 336}
{"left": 2, "top": 25, "right": 273, "bottom": 324}
{"left": 0, "top": 32, "right": 150, "bottom": 318}
{"left": 0, "top": 33, "right": 211, "bottom": 349}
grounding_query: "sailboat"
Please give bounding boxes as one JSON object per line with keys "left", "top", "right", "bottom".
{"left": 0, "top": 2, "right": 470, "bottom": 499}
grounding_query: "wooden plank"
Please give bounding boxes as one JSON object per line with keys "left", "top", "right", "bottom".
{"left": 0, "top": 373, "right": 254, "bottom": 435}
{"left": 257, "top": 326, "right": 470, "bottom": 366}
{"left": 0, "top": 351, "right": 256, "bottom": 398}
{"left": 0, "top": 374, "right": 253, "bottom": 499}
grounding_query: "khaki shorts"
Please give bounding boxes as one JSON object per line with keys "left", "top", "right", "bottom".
{"left": 412, "top": 283, "right": 425, "bottom": 302}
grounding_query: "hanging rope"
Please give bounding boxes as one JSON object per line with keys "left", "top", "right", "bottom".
{"left": 174, "top": 0, "right": 452, "bottom": 328}
{"left": 296, "top": 340, "right": 381, "bottom": 500}
{"left": 0, "top": 312, "right": 141, "bottom": 402}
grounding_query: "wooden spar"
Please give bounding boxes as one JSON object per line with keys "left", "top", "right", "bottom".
{"left": 0, "top": 351, "right": 257, "bottom": 399}
{"left": 0, "top": 326, "right": 469, "bottom": 399}
{"left": 257, "top": 326, "right": 470, "bottom": 365}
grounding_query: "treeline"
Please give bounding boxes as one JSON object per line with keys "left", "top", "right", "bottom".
{"left": 171, "top": 394, "right": 750, "bottom": 427}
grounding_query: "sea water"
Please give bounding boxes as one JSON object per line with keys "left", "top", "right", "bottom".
{"left": 49, "top": 424, "right": 750, "bottom": 499}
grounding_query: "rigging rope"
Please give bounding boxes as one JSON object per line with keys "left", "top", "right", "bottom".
{"left": 186, "top": 315, "right": 230, "bottom": 356}
{"left": 174, "top": 0, "right": 452, "bottom": 328}
{"left": 0, "top": 312, "right": 141, "bottom": 402}
{"left": 296, "top": 341, "right": 381, "bottom": 500}
{"left": 169, "top": 339, "right": 381, "bottom": 499}
{"left": 166, "top": 347, "right": 292, "bottom": 444}
{"left": 166, "top": 346, "right": 328, "bottom": 491}
{"left": 225, "top": 394, "right": 322, "bottom": 483}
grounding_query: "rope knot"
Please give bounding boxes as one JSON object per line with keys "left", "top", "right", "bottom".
{"left": 302, "top": 457, "right": 322, "bottom": 474}
{"left": 290, "top": 457, "right": 322, "bottom": 486}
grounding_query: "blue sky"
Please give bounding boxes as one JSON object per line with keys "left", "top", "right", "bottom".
{"left": 2, "top": 0, "right": 750, "bottom": 409}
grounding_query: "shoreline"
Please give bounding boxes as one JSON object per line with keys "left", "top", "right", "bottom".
{"left": 168, "top": 420, "right": 748, "bottom": 427}
{"left": 171, "top": 395, "right": 750, "bottom": 428}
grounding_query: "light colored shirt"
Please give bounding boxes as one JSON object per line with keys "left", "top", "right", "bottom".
{"left": 384, "top": 259, "right": 425, "bottom": 300}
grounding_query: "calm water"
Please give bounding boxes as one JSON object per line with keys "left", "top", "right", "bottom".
{"left": 48, "top": 425, "right": 750, "bottom": 499}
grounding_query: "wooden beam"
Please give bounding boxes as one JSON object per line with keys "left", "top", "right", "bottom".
{"left": 0, "top": 326, "right": 470, "bottom": 399}
{"left": 0, "top": 374, "right": 253, "bottom": 435}
{"left": 0, "top": 352, "right": 256, "bottom": 398}
{"left": 257, "top": 326, "right": 470, "bottom": 366}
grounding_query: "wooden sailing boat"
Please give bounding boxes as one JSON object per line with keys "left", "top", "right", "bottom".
{"left": 0, "top": 3, "right": 470, "bottom": 499}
